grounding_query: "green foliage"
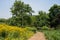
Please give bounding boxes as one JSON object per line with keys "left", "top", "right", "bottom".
{"left": 41, "top": 30, "right": 60, "bottom": 40}
{"left": 33, "top": 11, "right": 49, "bottom": 29}
{"left": 10, "top": 0, "right": 34, "bottom": 27}
{"left": 0, "top": 18, "right": 7, "bottom": 24}
{"left": 49, "top": 4, "right": 60, "bottom": 29}
{"left": 41, "top": 26, "right": 50, "bottom": 30}
{"left": 9, "top": 31, "right": 20, "bottom": 38}
{"left": 11, "top": 0, "right": 34, "bottom": 16}
{"left": 0, "top": 30, "right": 8, "bottom": 38}
{"left": 7, "top": 15, "right": 32, "bottom": 27}
{"left": 25, "top": 27, "right": 37, "bottom": 33}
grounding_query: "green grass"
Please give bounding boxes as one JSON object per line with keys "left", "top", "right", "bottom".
{"left": 41, "top": 30, "right": 60, "bottom": 40}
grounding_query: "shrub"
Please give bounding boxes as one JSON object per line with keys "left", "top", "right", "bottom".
{"left": 41, "top": 26, "right": 50, "bottom": 30}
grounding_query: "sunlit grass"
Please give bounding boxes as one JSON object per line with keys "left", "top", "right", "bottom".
{"left": 41, "top": 30, "right": 60, "bottom": 40}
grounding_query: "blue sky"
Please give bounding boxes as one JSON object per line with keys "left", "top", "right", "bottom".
{"left": 0, "top": 0, "right": 60, "bottom": 19}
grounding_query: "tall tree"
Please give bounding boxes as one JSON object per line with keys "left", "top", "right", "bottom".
{"left": 10, "top": 0, "right": 34, "bottom": 27}
{"left": 49, "top": 4, "right": 60, "bottom": 29}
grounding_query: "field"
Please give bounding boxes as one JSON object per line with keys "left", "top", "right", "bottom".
{"left": 0, "top": 24, "right": 34, "bottom": 40}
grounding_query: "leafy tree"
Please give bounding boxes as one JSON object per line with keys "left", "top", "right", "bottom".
{"left": 39, "top": 11, "right": 49, "bottom": 26}
{"left": 49, "top": 4, "right": 60, "bottom": 29}
{"left": 10, "top": 0, "right": 34, "bottom": 27}
{"left": 33, "top": 11, "right": 49, "bottom": 29}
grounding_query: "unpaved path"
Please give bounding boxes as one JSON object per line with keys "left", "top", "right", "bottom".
{"left": 28, "top": 32, "right": 46, "bottom": 40}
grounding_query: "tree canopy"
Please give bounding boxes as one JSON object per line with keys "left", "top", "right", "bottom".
{"left": 49, "top": 4, "right": 60, "bottom": 29}
{"left": 9, "top": 0, "right": 34, "bottom": 27}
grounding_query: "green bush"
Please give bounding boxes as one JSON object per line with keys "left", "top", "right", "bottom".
{"left": 41, "top": 26, "right": 50, "bottom": 30}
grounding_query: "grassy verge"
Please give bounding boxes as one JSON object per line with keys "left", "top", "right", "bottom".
{"left": 40, "top": 29, "right": 60, "bottom": 40}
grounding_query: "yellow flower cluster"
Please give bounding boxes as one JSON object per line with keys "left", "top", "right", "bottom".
{"left": 0, "top": 24, "right": 34, "bottom": 40}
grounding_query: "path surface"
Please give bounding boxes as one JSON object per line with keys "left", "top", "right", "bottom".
{"left": 28, "top": 32, "right": 46, "bottom": 40}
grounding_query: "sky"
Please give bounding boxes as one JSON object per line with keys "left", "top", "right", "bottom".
{"left": 0, "top": 0, "right": 60, "bottom": 19}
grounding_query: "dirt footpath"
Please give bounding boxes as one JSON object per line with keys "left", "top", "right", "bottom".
{"left": 28, "top": 32, "right": 46, "bottom": 40}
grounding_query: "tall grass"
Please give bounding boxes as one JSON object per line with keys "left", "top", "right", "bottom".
{"left": 41, "top": 30, "right": 60, "bottom": 40}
